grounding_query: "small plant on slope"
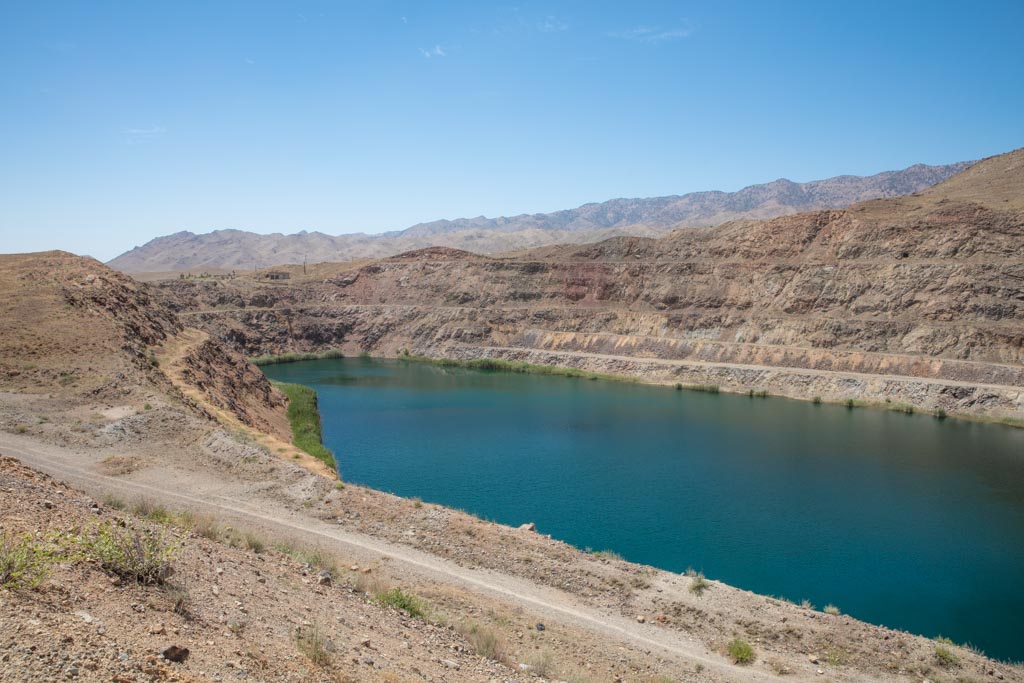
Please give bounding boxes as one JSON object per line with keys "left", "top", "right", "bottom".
{"left": 727, "top": 638, "right": 755, "bottom": 665}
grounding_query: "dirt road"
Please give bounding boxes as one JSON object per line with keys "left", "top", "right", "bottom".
{"left": 0, "top": 432, "right": 795, "bottom": 683}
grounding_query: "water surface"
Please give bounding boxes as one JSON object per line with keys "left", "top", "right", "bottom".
{"left": 263, "top": 358, "right": 1024, "bottom": 661}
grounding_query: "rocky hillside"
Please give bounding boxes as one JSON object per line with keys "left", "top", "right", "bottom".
{"left": 108, "top": 160, "right": 971, "bottom": 273}
{"left": 157, "top": 149, "right": 1024, "bottom": 421}
{"left": 0, "top": 251, "right": 292, "bottom": 446}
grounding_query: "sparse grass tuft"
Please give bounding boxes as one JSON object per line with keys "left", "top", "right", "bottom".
{"left": 727, "top": 638, "right": 755, "bottom": 665}
{"left": 132, "top": 498, "right": 172, "bottom": 524}
{"left": 689, "top": 572, "right": 709, "bottom": 596}
{"left": 935, "top": 645, "right": 960, "bottom": 668}
{"left": 800, "top": 598, "right": 814, "bottom": 610}
{"left": 524, "top": 648, "right": 557, "bottom": 677}
{"left": 295, "top": 621, "right": 331, "bottom": 666}
{"left": 101, "top": 493, "right": 126, "bottom": 510}
{"left": 166, "top": 581, "right": 191, "bottom": 618}
{"left": 824, "top": 603, "right": 841, "bottom": 615}
{"left": 592, "top": 549, "right": 624, "bottom": 561}
{"left": 243, "top": 532, "right": 265, "bottom": 554}
{"left": 374, "top": 587, "right": 425, "bottom": 618}
{"left": 273, "top": 541, "right": 337, "bottom": 576}
{"left": 826, "top": 648, "right": 846, "bottom": 667}
{"left": 190, "top": 514, "right": 222, "bottom": 541}
{"left": 457, "top": 622, "right": 507, "bottom": 662}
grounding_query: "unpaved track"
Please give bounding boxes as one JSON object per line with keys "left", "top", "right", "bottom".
{"left": 477, "top": 344, "right": 1024, "bottom": 393}
{"left": 0, "top": 433, "right": 807, "bottom": 683}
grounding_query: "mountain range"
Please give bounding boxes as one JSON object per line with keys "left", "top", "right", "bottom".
{"left": 108, "top": 159, "right": 972, "bottom": 273}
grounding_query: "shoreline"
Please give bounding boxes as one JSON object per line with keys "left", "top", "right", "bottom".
{"left": 250, "top": 348, "right": 1024, "bottom": 429}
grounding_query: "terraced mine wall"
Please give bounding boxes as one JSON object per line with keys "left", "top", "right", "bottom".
{"left": 154, "top": 152, "right": 1024, "bottom": 422}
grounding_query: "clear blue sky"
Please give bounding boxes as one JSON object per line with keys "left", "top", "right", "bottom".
{"left": 1, "top": 1, "right": 1021, "bottom": 261}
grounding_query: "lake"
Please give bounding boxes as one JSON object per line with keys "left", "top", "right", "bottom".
{"left": 262, "top": 357, "right": 1024, "bottom": 661}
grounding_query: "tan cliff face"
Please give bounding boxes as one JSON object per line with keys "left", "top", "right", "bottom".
{"left": 154, "top": 150, "right": 1024, "bottom": 421}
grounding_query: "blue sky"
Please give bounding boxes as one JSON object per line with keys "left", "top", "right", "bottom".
{"left": 1, "top": 1, "right": 1022, "bottom": 261}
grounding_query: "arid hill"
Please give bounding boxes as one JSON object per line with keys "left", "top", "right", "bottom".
{"left": 108, "top": 160, "right": 971, "bottom": 273}
{"left": 0, "top": 250, "right": 330, "bottom": 472}
{"left": 157, "top": 149, "right": 1024, "bottom": 421}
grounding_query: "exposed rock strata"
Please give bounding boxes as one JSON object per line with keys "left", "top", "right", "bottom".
{"left": 157, "top": 150, "right": 1024, "bottom": 421}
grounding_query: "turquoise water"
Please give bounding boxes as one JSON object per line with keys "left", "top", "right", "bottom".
{"left": 263, "top": 358, "right": 1024, "bottom": 661}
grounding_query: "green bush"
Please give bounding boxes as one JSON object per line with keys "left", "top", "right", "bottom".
{"left": 0, "top": 533, "right": 57, "bottom": 589}
{"left": 374, "top": 587, "right": 425, "bottom": 618}
{"left": 405, "top": 355, "right": 631, "bottom": 383}
{"left": 727, "top": 638, "right": 755, "bottom": 665}
{"left": 250, "top": 349, "right": 345, "bottom": 366}
{"left": 83, "top": 521, "right": 179, "bottom": 585}
{"left": 934, "top": 645, "right": 960, "bottom": 668}
{"left": 272, "top": 381, "right": 336, "bottom": 469}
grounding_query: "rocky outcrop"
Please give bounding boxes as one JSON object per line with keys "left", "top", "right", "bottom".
{"left": 0, "top": 251, "right": 292, "bottom": 441}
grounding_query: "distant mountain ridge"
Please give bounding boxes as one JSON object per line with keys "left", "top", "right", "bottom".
{"left": 108, "top": 160, "right": 973, "bottom": 273}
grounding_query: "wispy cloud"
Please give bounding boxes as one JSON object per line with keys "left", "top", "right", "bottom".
{"left": 419, "top": 45, "right": 447, "bottom": 58}
{"left": 538, "top": 16, "right": 568, "bottom": 33}
{"left": 401, "top": 16, "right": 408, "bottom": 24}
{"left": 122, "top": 125, "right": 167, "bottom": 144}
{"left": 611, "top": 22, "right": 694, "bottom": 43}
